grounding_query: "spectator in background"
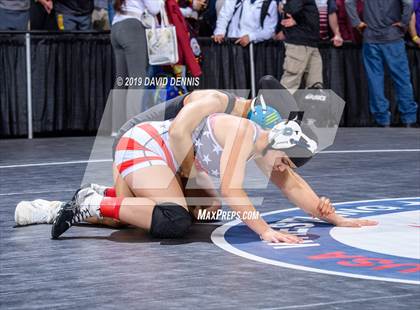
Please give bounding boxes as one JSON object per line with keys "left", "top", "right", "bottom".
{"left": 111, "top": 0, "right": 162, "bottom": 130}
{"left": 315, "top": 0, "right": 343, "bottom": 46}
{"left": 336, "top": 0, "right": 363, "bottom": 43}
{"left": 30, "top": 0, "right": 57, "bottom": 30}
{"left": 215, "top": 0, "right": 225, "bottom": 15}
{"left": 212, "top": 0, "right": 278, "bottom": 47}
{"left": 92, "top": 0, "right": 111, "bottom": 30}
{"left": 178, "top": 0, "right": 206, "bottom": 37}
{"left": 55, "top": 0, "right": 94, "bottom": 30}
{"left": 279, "top": 0, "right": 322, "bottom": 91}
{"left": 0, "top": 0, "right": 30, "bottom": 30}
{"left": 165, "top": 0, "right": 202, "bottom": 76}
{"left": 108, "top": 0, "right": 116, "bottom": 25}
{"left": 276, "top": 1, "right": 343, "bottom": 46}
{"left": 178, "top": 0, "right": 206, "bottom": 64}
{"left": 409, "top": 0, "right": 420, "bottom": 47}
{"left": 195, "top": 0, "right": 218, "bottom": 36}
{"left": 346, "top": 0, "right": 417, "bottom": 127}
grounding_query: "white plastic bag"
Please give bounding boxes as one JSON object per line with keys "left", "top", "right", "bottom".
{"left": 145, "top": 5, "right": 179, "bottom": 66}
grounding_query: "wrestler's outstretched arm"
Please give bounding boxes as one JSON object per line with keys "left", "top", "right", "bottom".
{"left": 261, "top": 167, "right": 378, "bottom": 227}
{"left": 219, "top": 119, "right": 302, "bottom": 243}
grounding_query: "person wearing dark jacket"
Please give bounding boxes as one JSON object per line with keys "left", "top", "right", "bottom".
{"left": 346, "top": 0, "right": 418, "bottom": 127}
{"left": 30, "top": 0, "right": 57, "bottom": 30}
{"left": 55, "top": 0, "right": 94, "bottom": 30}
{"left": 279, "top": 0, "right": 322, "bottom": 92}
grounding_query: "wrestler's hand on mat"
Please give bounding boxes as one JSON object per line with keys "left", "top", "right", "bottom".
{"left": 334, "top": 218, "right": 378, "bottom": 227}
{"left": 324, "top": 212, "right": 378, "bottom": 227}
{"left": 315, "top": 197, "right": 335, "bottom": 218}
{"left": 260, "top": 228, "right": 303, "bottom": 244}
{"left": 188, "top": 206, "right": 201, "bottom": 220}
{"left": 189, "top": 201, "right": 221, "bottom": 220}
{"left": 212, "top": 34, "right": 225, "bottom": 44}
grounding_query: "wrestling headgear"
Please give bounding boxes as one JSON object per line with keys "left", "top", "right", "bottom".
{"left": 266, "top": 112, "right": 318, "bottom": 167}
{"left": 247, "top": 94, "right": 282, "bottom": 129}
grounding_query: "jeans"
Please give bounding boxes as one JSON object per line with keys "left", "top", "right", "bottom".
{"left": 363, "top": 40, "right": 418, "bottom": 125}
{"left": 0, "top": 8, "right": 29, "bottom": 30}
{"left": 108, "top": 1, "right": 115, "bottom": 25}
{"left": 59, "top": 13, "right": 92, "bottom": 30}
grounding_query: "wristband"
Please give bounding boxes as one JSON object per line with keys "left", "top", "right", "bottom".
{"left": 413, "top": 36, "right": 420, "bottom": 43}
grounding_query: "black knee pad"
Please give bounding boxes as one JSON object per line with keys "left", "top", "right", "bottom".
{"left": 150, "top": 203, "right": 192, "bottom": 239}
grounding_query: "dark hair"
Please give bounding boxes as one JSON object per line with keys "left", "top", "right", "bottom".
{"left": 114, "top": 0, "right": 126, "bottom": 12}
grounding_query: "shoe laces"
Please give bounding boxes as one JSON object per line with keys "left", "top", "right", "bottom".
{"left": 62, "top": 199, "right": 92, "bottom": 225}
{"left": 72, "top": 203, "right": 92, "bottom": 224}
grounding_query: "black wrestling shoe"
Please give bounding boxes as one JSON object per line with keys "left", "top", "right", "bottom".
{"left": 51, "top": 188, "right": 98, "bottom": 239}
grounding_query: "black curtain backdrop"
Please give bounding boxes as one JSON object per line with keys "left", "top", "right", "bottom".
{"left": 0, "top": 33, "right": 419, "bottom": 137}
{"left": 30, "top": 33, "right": 114, "bottom": 134}
{"left": 0, "top": 34, "right": 28, "bottom": 137}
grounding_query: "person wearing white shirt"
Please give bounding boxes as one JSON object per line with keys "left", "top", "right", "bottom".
{"left": 212, "top": 0, "right": 278, "bottom": 47}
{"left": 111, "top": 0, "right": 163, "bottom": 132}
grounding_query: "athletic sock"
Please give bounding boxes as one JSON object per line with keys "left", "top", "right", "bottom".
{"left": 99, "top": 197, "right": 124, "bottom": 220}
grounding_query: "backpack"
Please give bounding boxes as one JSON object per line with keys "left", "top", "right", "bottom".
{"left": 260, "top": 0, "right": 273, "bottom": 28}
{"left": 228, "top": 0, "right": 274, "bottom": 31}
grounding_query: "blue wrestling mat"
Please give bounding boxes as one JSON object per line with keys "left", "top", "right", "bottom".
{"left": 212, "top": 197, "right": 420, "bottom": 285}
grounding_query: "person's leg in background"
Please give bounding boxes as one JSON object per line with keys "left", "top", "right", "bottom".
{"left": 362, "top": 42, "right": 390, "bottom": 126}
{"left": 280, "top": 43, "right": 309, "bottom": 93}
{"left": 110, "top": 21, "right": 129, "bottom": 133}
{"left": 0, "top": 7, "right": 29, "bottom": 30}
{"left": 381, "top": 40, "right": 418, "bottom": 126}
{"left": 59, "top": 13, "right": 92, "bottom": 30}
{"left": 305, "top": 47, "right": 323, "bottom": 88}
{"left": 113, "top": 19, "right": 149, "bottom": 119}
{"left": 75, "top": 14, "right": 92, "bottom": 30}
{"left": 59, "top": 13, "right": 77, "bottom": 30}
{"left": 30, "top": 1, "right": 58, "bottom": 30}
{"left": 108, "top": 0, "right": 115, "bottom": 25}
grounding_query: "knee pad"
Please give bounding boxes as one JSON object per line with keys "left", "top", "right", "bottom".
{"left": 150, "top": 203, "right": 192, "bottom": 239}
